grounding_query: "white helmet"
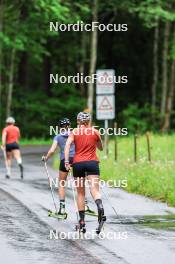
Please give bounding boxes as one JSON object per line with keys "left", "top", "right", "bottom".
{"left": 77, "top": 112, "right": 91, "bottom": 122}
{"left": 6, "top": 116, "right": 15, "bottom": 124}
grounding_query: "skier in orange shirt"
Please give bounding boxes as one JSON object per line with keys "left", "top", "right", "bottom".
{"left": 1, "top": 117, "right": 23, "bottom": 179}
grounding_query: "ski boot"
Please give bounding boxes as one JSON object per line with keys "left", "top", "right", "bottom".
{"left": 57, "top": 205, "right": 67, "bottom": 219}
{"left": 19, "top": 164, "right": 24, "bottom": 179}
{"left": 75, "top": 219, "right": 86, "bottom": 233}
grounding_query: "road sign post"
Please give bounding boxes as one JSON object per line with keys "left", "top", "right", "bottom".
{"left": 114, "top": 121, "right": 118, "bottom": 161}
{"left": 96, "top": 69, "right": 116, "bottom": 158}
{"left": 104, "top": 119, "right": 109, "bottom": 157}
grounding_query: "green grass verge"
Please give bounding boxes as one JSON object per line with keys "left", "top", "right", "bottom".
{"left": 20, "top": 138, "right": 51, "bottom": 145}
{"left": 99, "top": 133, "right": 175, "bottom": 207}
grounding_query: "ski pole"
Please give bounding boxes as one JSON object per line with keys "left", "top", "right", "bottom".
{"left": 101, "top": 187, "right": 118, "bottom": 217}
{"left": 43, "top": 160, "right": 58, "bottom": 214}
{"left": 69, "top": 170, "right": 79, "bottom": 224}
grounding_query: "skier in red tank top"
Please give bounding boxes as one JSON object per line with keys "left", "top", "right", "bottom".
{"left": 64, "top": 112, "right": 106, "bottom": 233}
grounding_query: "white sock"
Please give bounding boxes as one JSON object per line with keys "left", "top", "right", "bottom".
{"left": 7, "top": 166, "right": 11, "bottom": 176}
{"left": 17, "top": 158, "right": 22, "bottom": 165}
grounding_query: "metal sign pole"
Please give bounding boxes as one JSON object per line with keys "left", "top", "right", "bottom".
{"left": 104, "top": 119, "right": 109, "bottom": 158}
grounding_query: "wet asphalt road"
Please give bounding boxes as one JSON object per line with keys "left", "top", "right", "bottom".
{"left": 0, "top": 146, "right": 175, "bottom": 264}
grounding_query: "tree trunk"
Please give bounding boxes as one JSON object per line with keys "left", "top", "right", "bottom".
{"left": 43, "top": 54, "right": 51, "bottom": 96}
{"left": 151, "top": 19, "right": 159, "bottom": 114}
{"left": 0, "top": 0, "right": 4, "bottom": 119}
{"left": 160, "top": 21, "right": 170, "bottom": 117}
{"left": 161, "top": 24, "right": 175, "bottom": 131}
{"left": 18, "top": 51, "right": 28, "bottom": 91}
{"left": 161, "top": 60, "right": 175, "bottom": 131}
{"left": 87, "top": 0, "right": 98, "bottom": 113}
{"left": 6, "top": 48, "right": 16, "bottom": 118}
{"left": 79, "top": 31, "right": 86, "bottom": 96}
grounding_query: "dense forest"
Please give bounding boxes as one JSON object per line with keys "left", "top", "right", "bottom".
{"left": 0, "top": 0, "right": 175, "bottom": 137}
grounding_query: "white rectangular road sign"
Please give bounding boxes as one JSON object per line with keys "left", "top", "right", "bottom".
{"left": 96, "top": 69, "right": 115, "bottom": 94}
{"left": 96, "top": 95, "right": 115, "bottom": 120}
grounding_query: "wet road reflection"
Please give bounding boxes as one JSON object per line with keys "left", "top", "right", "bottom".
{"left": 108, "top": 214, "right": 175, "bottom": 229}
{"left": 0, "top": 189, "right": 100, "bottom": 264}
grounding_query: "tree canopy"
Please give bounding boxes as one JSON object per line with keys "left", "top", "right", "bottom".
{"left": 0, "top": 0, "right": 175, "bottom": 136}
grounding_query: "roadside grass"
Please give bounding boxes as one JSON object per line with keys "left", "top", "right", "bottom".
{"left": 99, "top": 133, "right": 175, "bottom": 207}
{"left": 20, "top": 138, "right": 51, "bottom": 145}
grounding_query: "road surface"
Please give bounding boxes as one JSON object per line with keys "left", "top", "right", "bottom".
{"left": 0, "top": 146, "right": 175, "bottom": 264}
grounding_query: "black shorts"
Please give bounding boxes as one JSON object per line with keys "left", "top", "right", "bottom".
{"left": 6, "top": 142, "right": 20, "bottom": 152}
{"left": 59, "top": 157, "right": 74, "bottom": 172}
{"left": 72, "top": 160, "right": 100, "bottom": 178}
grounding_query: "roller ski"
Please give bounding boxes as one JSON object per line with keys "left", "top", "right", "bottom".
{"left": 75, "top": 220, "right": 86, "bottom": 233}
{"left": 48, "top": 210, "right": 67, "bottom": 220}
{"left": 48, "top": 201, "right": 68, "bottom": 220}
{"left": 85, "top": 205, "right": 97, "bottom": 217}
{"left": 96, "top": 208, "right": 106, "bottom": 234}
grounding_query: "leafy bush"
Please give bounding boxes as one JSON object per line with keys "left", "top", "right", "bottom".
{"left": 119, "top": 103, "right": 160, "bottom": 133}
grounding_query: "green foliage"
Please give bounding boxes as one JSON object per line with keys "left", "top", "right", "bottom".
{"left": 119, "top": 104, "right": 160, "bottom": 133}
{"left": 0, "top": 0, "right": 90, "bottom": 132}
{"left": 13, "top": 85, "right": 86, "bottom": 138}
{"left": 1, "top": 0, "right": 175, "bottom": 134}
{"left": 129, "top": 0, "right": 175, "bottom": 27}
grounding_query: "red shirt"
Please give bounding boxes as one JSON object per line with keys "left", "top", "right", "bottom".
{"left": 2, "top": 125, "right": 20, "bottom": 144}
{"left": 71, "top": 126, "right": 101, "bottom": 163}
